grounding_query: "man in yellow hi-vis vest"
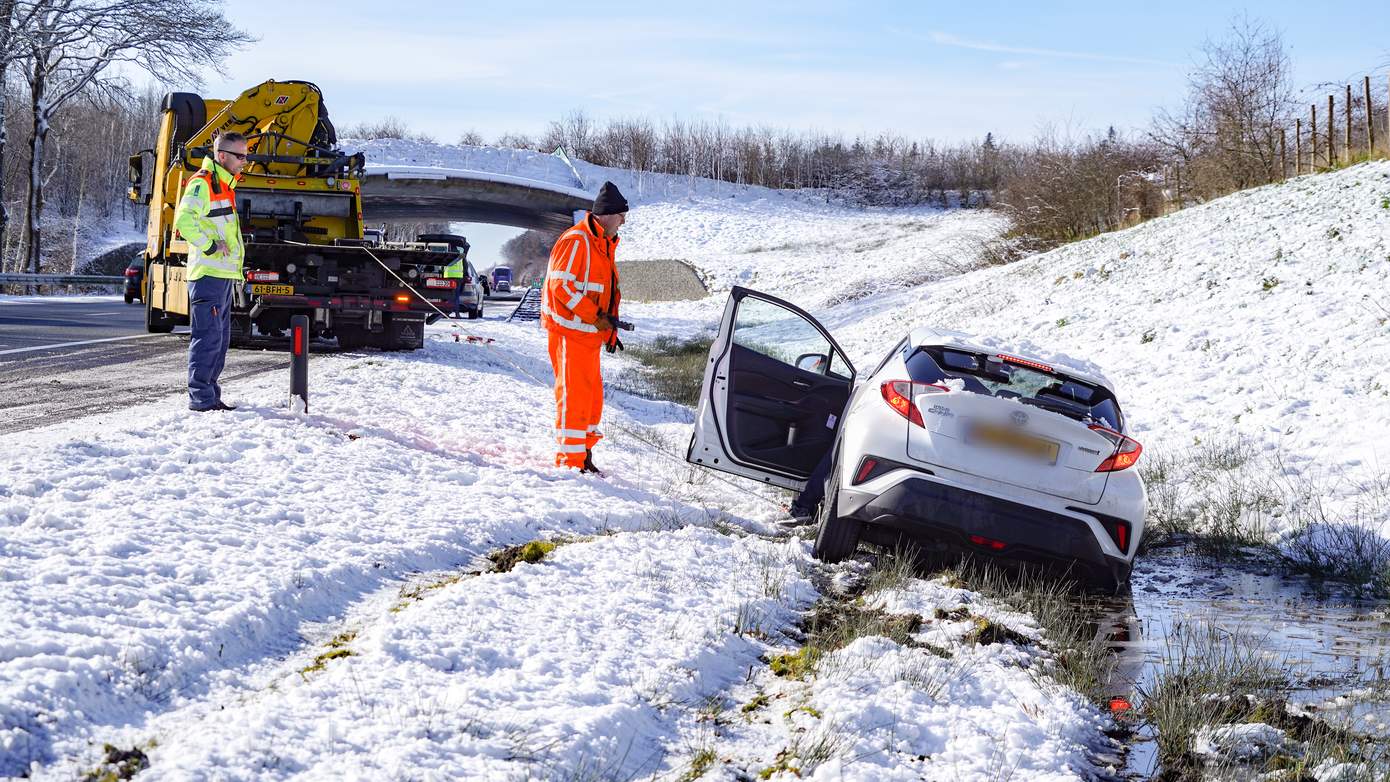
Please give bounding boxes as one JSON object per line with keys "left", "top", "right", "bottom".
{"left": 175, "top": 132, "right": 248, "bottom": 412}
{"left": 442, "top": 252, "right": 466, "bottom": 316}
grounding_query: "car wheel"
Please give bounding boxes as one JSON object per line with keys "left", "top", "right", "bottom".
{"left": 467, "top": 307, "right": 482, "bottom": 320}
{"left": 812, "top": 457, "right": 861, "bottom": 563}
{"left": 124, "top": 293, "right": 134, "bottom": 304}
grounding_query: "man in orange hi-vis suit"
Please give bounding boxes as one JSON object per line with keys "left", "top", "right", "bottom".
{"left": 542, "top": 181, "right": 628, "bottom": 474}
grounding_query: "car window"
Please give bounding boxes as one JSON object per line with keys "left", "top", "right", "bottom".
{"left": 905, "top": 347, "right": 1122, "bottom": 429}
{"left": 732, "top": 296, "right": 847, "bottom": 379}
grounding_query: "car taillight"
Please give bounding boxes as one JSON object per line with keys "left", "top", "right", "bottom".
{"left": 880, "top": 380, "right": 948, "bottom": 427}
{"left": 969, "top": 534, "right": 1007, "bottom": 551}
{"left": 1102, "top": 518, "right": 1131, "bottom": 553}
{"left": 1089, "top": 425, "right": 1143, "bottom": 472}
{"left": 124, "top": 268, "right": 139, "bottom": 277}
{"left": 246, "top": 270, "right": 280, "bottom": 282}
{"left": 854, "top": 458, "right": 879, "bottom": 484}
{"left": 424, "top": 278, "right": 456, "bottom": 289}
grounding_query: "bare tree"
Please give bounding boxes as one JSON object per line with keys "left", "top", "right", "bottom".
{"left": 22, "top": 0, "right": 250, "bottom": 274}
{"left": 1153, "top": 16, "right": 1297, "bottom": 200}
{"left": 494, "top": 131, "right": 535, "bottom": 151}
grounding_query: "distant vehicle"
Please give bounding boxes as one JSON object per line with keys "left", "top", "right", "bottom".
{"left": 362, "top": 228, "right": 386, "bottom": 247}
{"left": 416, "top": 234, "right": 484, "bottom": 320}
{"left": 123, "top": 257, "right": 145, "bottom": 304}
{"left": 687, "top": 287, "right": 1147, "bottom": 593}
{"left": 492, "top": 266, "right": 512, "bottom": 293}
{"left": 462, "top": 259, "right": 485, "bottom": 318}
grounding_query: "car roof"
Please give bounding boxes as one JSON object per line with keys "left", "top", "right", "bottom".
{"left": 907, "top": 326, "right": 1115, "bottom": 392}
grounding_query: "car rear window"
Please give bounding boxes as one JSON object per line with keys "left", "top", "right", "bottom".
{"left": 905, "top": 347, "right": 1123, "bottom": 430}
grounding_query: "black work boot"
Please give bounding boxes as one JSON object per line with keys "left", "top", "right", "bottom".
{"left": 581, "top": 449, "right": 604, "bottom": 476}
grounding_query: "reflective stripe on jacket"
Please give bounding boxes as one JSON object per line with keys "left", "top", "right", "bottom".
{"left": 175, "top": 159, "right": 243, "bottom": 282}
{"left": 541, "top": 212, "right": 620, "bottom": 348}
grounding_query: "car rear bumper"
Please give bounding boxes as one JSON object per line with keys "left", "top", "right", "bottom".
{"left": 842, "top": 473, "right": 1131, "bottom": 589}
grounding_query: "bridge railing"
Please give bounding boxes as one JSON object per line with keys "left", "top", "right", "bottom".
{"left": 0, "top": 273, "right": 125, "bottom": 287}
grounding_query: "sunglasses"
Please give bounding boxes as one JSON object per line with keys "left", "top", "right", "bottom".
{"left": 222, "top": 151, "right": 248, "bottom": 161}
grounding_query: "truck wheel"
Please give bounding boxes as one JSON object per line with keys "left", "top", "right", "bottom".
{"left": 334, "top": 325, "right": 366, "bottom": 350}
{"left": 812, "top": 459, "right": 861, "bottom": 563}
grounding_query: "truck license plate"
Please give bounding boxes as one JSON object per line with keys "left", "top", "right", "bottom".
{"left": 250, "top": 284, "right": 293, "bottom": 295}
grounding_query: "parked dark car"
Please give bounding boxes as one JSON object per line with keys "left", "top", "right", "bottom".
{"left": 123, "top": 257, "right": 145, "bottom": 304}
{"left": 492, "top": 266, "right": 512, "bottom": 293}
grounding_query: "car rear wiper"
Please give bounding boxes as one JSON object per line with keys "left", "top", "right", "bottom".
{"left": 1018, "top": 396, "right": 1089, "bottom": 422}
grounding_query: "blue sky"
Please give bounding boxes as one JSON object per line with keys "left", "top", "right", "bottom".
{"left": 202, "top": 1, "right": 1390, "bottom": 146}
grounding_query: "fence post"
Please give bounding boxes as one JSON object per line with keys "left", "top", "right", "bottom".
{"left": 1367, "top": 76, "right": 1376, "bottom": 154}
{"left": 1311, "top": 104, "right": 1319, "bottom": 169}
{"left": 1328, "top": 94, "right": 1336, "bottom": 167}
{"left": 1295, "top": 118, "right": 1303, "bottom": 174}
{"left": 290, "top": 314, "right": 309, "bottom": 414}
{"left": 1280, "top": 128, "right": 1287, "bottom": 179}
{"left": 1346, "top": 84, "right": 1353, "bottom": 158}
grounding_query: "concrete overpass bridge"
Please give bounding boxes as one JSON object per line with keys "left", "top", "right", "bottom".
{"left": 351, "top": 142, "right": 595, "bottom": 232}
{"left": 360, "top": 166, "right": 592, "bottom": 232}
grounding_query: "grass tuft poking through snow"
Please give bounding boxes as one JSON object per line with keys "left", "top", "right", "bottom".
{"left": 1141, "top": 435, "right": 1390, "bottom": 592}
{"left": 488, "top": 539, "right": 561, "bottom": 572}
{"left": 936, "top": 560, "right": 1117, "bottom": 705}
{"left": 616, "top": 335, "right": 714, "bottom": 408}
{"left": 80, "top": 744, "right": 150, "bottom": 782}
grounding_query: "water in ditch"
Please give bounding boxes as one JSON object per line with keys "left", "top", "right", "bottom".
{"left": 1097, "top": 545, "right": 1390, "bottom": 779}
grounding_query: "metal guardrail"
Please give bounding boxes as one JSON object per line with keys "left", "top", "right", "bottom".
{"left": 0, "top": 273, "right": 125, "bottom": 286}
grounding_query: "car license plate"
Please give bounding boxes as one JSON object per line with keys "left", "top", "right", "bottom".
{"left": 250, "top": 284, "right": 293, "bottom": 295}
{"left": 966, "top": 421, "right": 1059, "bottom": 464}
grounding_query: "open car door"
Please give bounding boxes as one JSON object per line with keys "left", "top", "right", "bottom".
{"left": 687, "top": 287, "right": 856, "bottom": 491}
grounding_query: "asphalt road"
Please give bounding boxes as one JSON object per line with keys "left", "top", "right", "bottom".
{"left": 0, "top": 295, "right": 520, "bottom": 436}
{"left": 0, "top": 296, "right": 286, "bottom": 435}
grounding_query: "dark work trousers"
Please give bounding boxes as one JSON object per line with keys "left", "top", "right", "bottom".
{"left": 188, "top": 276, "right": 234, "bottom": 410}
{"left": 794, "top": 451, "right": 833, "bottom": 513}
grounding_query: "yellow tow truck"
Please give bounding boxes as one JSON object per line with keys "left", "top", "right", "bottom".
{"left": 128, "top": 79, "right": 456, "bottom": 350}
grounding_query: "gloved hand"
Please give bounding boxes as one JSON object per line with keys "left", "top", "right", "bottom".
{"left": 594, "top": 312, "right": 615, "bottom": 331}
{"left": 605, "top": 335, "right": 624, "bottom": 354}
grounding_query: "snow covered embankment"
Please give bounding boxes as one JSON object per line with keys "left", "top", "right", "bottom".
{"left": 604, "top": 158, "right": 1390, "bottom": 552}
{"left": 0, "top": 316, "right": 1111, "bottom": 780}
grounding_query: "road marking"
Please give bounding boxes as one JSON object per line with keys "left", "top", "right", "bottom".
{"left": 0, "top": 332, "right": 182, "bottom": 356}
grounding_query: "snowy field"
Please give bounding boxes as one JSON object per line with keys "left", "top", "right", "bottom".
{"left": 4, "top": 140, "right": 1388, "bottom": 778}
{"left": 0, "top": 315, "right": 1111, "bottom": 779}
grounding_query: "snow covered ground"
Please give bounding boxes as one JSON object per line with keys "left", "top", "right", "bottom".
{"left": 0, "top": 314, "right": 1112, "bottom": 779}
{"left": 5, "top": 137, "right": 1388, "bottom": 778}
{"left": 612, "top": 161, "right": 1390, "bottom": 545}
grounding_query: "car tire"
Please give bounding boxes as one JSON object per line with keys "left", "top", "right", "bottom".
{"left": 812, "top": 457, "right": 861, "bottom": 563}
{"left": 124, "top": 293, "right": 134, "bottom": 304}
{"left": 467, "top": 307, "right": 482, "bottom": 320}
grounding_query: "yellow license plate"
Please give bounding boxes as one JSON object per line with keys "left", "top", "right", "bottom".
{"left": 967, "top": 422, "right": 1059, "bottom": 464}
{"left": 250, "top": 284, "right": 294, "bottom": 295}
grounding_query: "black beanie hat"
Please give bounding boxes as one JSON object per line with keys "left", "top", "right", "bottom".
{"left": 592, "top": 181, "right": 629, "bottom": 216}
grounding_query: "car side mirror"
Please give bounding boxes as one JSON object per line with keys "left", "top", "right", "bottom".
{"left": 795, "top": 353, "right": 829, "bottom": 374}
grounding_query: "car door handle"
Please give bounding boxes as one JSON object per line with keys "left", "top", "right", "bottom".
{"left": 791, "top": 379, "right": 811, "bottom": 388}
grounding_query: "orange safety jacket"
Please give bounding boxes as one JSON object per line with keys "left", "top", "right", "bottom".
{"left": 541, "top": 212, "right": 621, "bottom": 349}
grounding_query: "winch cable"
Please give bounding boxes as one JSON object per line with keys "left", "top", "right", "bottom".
{"left": 284, "top": 240, "right": 457, "bottom": 322}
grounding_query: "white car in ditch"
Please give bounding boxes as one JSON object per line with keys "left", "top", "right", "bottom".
{"left": 687, "top": 286, "right": 1147, "bottom": 592}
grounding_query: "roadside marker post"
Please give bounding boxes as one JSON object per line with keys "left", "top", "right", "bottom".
{"left": 290, "top": 314, "right": 309, "bottom": 414}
